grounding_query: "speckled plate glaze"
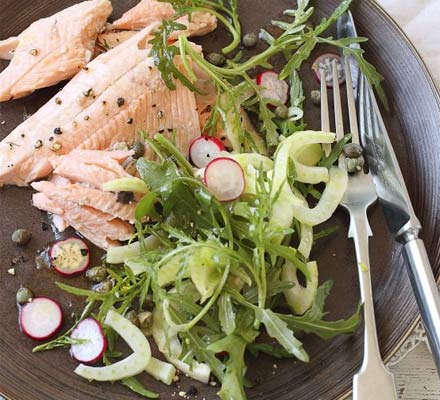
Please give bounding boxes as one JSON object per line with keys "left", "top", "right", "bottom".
{"left": 0, "top": 1, "right": 439, "bottom": 399}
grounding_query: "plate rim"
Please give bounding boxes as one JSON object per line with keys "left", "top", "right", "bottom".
{"left": 0, "top": 1, "right": 439, "bottom": 400}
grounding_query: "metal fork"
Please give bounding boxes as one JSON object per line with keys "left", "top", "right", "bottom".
{"left": 321, "top": 61, "right": 397, "bottom": 399}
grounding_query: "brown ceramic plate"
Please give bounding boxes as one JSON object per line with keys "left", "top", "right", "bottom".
{"left": 0, "top": 0, "right": 439, "bottom": 399}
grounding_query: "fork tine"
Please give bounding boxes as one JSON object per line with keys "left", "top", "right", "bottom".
{"left": 332, "top": 60, "right": 344, "bottom": 141}
{"left": 345, "top": 58, "right": 360, "bottom": 144}
{"left": 320, "top": 70, "right": 331, "bottom": 156}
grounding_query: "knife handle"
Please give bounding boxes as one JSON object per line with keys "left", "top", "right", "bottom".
{"left": 402, "top": 238, "right": 440, "bottom": 374}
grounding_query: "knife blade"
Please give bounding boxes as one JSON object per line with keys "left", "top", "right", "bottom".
{"left": 337, "top": 12, "right": 440, "bottom": 375}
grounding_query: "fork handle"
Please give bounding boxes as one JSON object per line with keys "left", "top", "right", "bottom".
{"left": 349, "top": 208, "right": 397, "bottom": 400}
{"left": 350, "top": 209, "right": 383, "bottom": 363}
{"left": 402, "top": 237, "right": 440, "bottom": 374}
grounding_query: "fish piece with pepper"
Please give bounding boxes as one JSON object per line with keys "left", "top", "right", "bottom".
{"left": 0, "top": 24, "right": 202, "bottom": 186}
{"left": 32, "top": 193, "right": 133, "bottom": 249}
{"left": 109, "top": 0, "right": 216, "bottom": 35}
{"left": 31, "top": 180, "right": 137, "bottom": 224}
{"left": 0, "top": 0, "right": 112, "bottom": 101}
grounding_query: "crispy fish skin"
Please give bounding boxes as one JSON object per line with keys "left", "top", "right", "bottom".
{"left": 0, "top": 24, "right": 201, "bottom": 187}
{"left": 0, "top": 0, "right": 112, "bottom": 102}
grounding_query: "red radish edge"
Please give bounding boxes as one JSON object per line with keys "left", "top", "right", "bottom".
{"left": 204, "top": 157, "right": 245, "bottom": 202}
{"left": 311, "top": 53, "right": 345, "bottom": 88}
{"left": 20, "top": 297, "right": 63, "bottom": 341}
{"left": 256, "top": 71, "right": 289, "bottom": 105}
{"left": 189, "top": 135, "right": 226, "bottom": 168}
{"left": 70, "top": 318, "right": 107, "bottom": 364}
{"left": 49, "top": 237, "right": 90, "bottom": 277}
{"left": 215, "top": 351, "right": 229, "bottom": 359}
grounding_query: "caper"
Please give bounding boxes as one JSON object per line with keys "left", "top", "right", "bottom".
{"left": 16, "top": 287, "right": 33, "bottom": 305}
{"left": 117, "top": 191, "right": 134, "bottom": 204}
{"left": 131, "top": 141, "right": 145, "bottom": 159}
{"left": 138, "top": 311, "right": 153, "bottom": 334}
{"left": 86, "top": 266, "right": 108, "bottom": 283}
{"left": 343, "top": 143, "right": 363, "bottom": 159}
{"left": 126, "top": 310, "right": 140, "bottom": 327}
{"left": 142, "top": 294, "right": 154, "bottom": 309}
{"left": 11, "top": 229, "right": 32, "bottom": 246}
{"left": 92, "top": 279, "right": 114, "bottom": 293}
{"left": 311, "top": 90, "right": 321, "bottom": 106}
{"left": 122, "top": 157, "right": 137, "bottom": 175}
{"left": 206, "top": 52, "right": 225, "bottom": 66}
{"left": 274, "top": 104, "right": 289, "bottom": 119}
{"left": 345, "top": 155, "right": 365, "bottom": 174}
{"left": 242, "top": 32, "right": 257, "bottom": 48}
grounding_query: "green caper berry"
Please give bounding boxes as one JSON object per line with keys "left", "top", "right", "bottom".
{"left": 311, "top": 90, "right": 321, "bottom": 106}
{"left": 206, "top": 52, "right": 225, "bottom": 66}
{"left": 345, "top": 156, "right": 365, "bottom": 174}
{"left": 138, "top": 311, "right": 153, "bottom": 333}
{"left": 131, "top": 141, "right": 145, "bottom": 159}
{"left": 242, "top": 32, "right": 257, "bottom": 48}
{"left": 343, "top": 143, "right": 363, "bottom": 158}
{"left": 86, "top": 266, "right": 108, "bottom": 283}
{"left": 11, "top": 229, "right": 32, "bottom": 246}
{"left": 16, "top": 287, "right": 33, "bottom": 305}
{"left": 92, "top": 279, "right": 113, "bottom": 293}
{"left": 126, "top": 310, "right": 140, "bottom": 327}
{"left": 274, "top": 105, "right": 289, "bottom": 119}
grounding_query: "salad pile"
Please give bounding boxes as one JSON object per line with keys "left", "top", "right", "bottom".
{"left": 25, "top": 0, "right": 387, "bottom": 399}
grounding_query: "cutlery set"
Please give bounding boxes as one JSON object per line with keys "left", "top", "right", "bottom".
{"left": 331, "top": 12, "right": 440, "bottom": 398}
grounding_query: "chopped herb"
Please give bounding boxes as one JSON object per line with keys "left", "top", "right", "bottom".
{"left": 84, "top": 115, "right": 90, "bottom": 121}
{"left": 156, "top": 110, "right": 164, "bottom": 119}
{"left": 117, "top": 97, "right": 125, "bottom": 107}
{"left": 359, "top": 262, "right": 368, "bottom": 272}
{"left": 53, "top": 127, "right": 62, "bottom": 135}
{"left": 127, "top": 118, "right": 133, "bottom": 124}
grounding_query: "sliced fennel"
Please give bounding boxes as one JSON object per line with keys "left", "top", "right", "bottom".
{"left": 107, "top": 236, "right": 161, "bottom": 264}
{"left": 74, "top": 310, "right": 151, "bottom": 381}
{"left": 272, "top": 131, "right": 335, "bottom": 185}
{"left": 157, "top": 255, "right": 188, "bottom": 287}
{"left": 289, "top": 167, "right": 348, "bottom": 226}
{"left": 292, "top": 187, "right": 313, "bottom": 259}
{"left": 270, "top": 165, "right": 347, "bottom": 229}
{"left": 227, "top": 152, "right": 273, "bottom": 195}
{"left": 145, "top": 357, "right": 176, "bottom": 385}
{"left": 102, "top": 177, "right": 149, "bottom": 194}
{"left": 295, "top": 143, "right": 323, "bottom": 166}
{"left": 282, "top": 260, "right": 318, "bottom": 315}
{"left": 125, "top": 257, "right": 149, "bottom": 276}
{"left": 152, "top": 308, "right": 211, "bottom": 384}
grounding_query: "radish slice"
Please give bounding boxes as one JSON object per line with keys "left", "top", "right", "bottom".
{"left": 20, "top": 297, "right": 63, "bottom": 341}
{"left": 256, "top": 71, "right": 289, "bottom": 105}
{"left": 49, "top": 237, "right": 90, "bottom": 276}
{"left": 70, "top": 318, "right": 107, "bottom": 364}
{"left": 74, "top": 310, "right": 151, "bottom": 382}
{"left": 312, "top": 53, "right": 345, "bottom": 87}
{"left": 204, "top": 157, "right": 245, "bottom": 202}
{"left": 189, "top": 135, "right": 225, "bottom": 168}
